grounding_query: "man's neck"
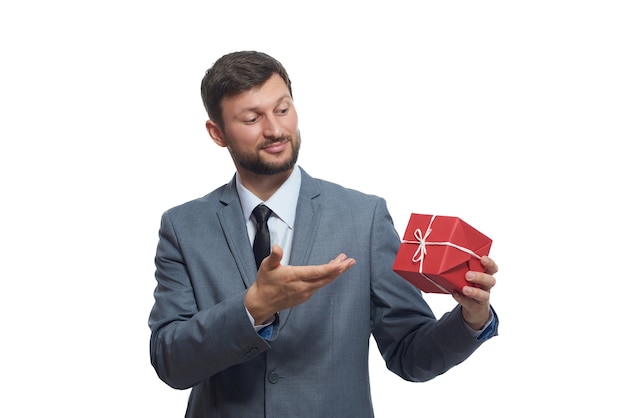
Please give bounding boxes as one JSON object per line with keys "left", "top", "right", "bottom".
{"left": 237, "top": 167, "right": 294, "bottom": 201}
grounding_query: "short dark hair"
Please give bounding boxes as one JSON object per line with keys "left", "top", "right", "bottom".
{"left": 200, "top": 51, "right": 293, "bottom": 128}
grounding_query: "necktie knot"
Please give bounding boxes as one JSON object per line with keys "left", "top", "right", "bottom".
{"left": 253, "top": 204, "right": 272, "bottom": 224}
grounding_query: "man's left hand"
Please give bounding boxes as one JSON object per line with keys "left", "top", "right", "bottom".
{"left": 452, "top": 256, "right": 498, "bottom": 330}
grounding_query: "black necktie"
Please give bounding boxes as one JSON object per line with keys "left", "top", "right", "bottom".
{"left": 252, "top": 204, "right": 272, "bottom": 269}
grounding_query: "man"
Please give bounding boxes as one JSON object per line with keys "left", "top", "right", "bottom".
{"left": 149, "top": 51, "right": 499, "bottom": 417}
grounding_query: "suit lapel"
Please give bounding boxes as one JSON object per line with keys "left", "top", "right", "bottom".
{"left": 277, "top": 169, "right": 323, "bottom": 326}
{"left": 289, "top": 169, "right": 323, "bottom": 267}
{"left": 217, "top": 177, "right": 258, "bottom": 288}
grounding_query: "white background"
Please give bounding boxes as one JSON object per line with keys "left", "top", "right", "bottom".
{"left": 1, "top": 1, "right": 624, "bottom": 417}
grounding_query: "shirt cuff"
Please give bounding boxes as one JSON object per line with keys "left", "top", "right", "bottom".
{"left": 246, "top": 307, "right": 276, "bottom": 339}
{"left": 465, "top": 308, "right": 498, "bottom": 341}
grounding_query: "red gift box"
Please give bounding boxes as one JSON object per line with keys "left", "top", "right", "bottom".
{"left": 392, "top": 214, "right": 492, "bottom": 294}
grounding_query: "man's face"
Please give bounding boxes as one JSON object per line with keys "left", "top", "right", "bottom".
{"left": 209, "top": 73, "right": 300, "bottom": 175}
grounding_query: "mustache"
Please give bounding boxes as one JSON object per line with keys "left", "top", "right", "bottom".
{"left": 260, "top": 135, "right": 292, "bottom": 148}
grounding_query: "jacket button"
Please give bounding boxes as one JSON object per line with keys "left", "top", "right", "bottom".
{"left": 268, "top": 371, "right": 280, "bottom": 384}
{"left": 245, "top": 347, "right": 259, "bottom": 359}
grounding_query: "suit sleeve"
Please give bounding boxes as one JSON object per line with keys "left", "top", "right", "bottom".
{"left": 369, "top": 199, "right": 486, "bottom": 382}
{"left": 148, "top": 210, "right": 270, "bottom": 390}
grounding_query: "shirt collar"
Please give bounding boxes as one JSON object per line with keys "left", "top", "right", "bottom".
{"left": 236, "top": 166, "right": 301, "bottom": 229}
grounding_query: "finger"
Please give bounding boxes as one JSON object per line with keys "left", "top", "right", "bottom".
{"left": 328, "top": 253, "right": 348, "bottom": 264}
{"left": 327, "top": 254, "right": 355, "bottom": 273}
{"left": 263, "top": 244, "right": 284, "bottom": 269}
{"left": 452, "top": 291, "right": 472, "bottom": 306}
{"left": 466, "top": 271, "right": 496, "bottom": 291}
{"left": 460, "top": 285, "right": 491, "bottom": 303}
{"left": 299, "top": 256, "right": 356, "bottom": 282}
{"left": 480, "top": 256, "right": 498, "bottom": 275}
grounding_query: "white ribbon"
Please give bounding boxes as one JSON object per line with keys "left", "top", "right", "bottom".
{"left": 401, "top": 215, "right": 482, "bottom": 293}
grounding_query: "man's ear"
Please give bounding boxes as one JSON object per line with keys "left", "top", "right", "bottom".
{"left": 206, "top": 120, "right": 227, "bottom": 147}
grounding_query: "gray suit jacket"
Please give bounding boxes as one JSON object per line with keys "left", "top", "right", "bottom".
{"left": 149, "top": 168, "right": 490, "bottom": 417}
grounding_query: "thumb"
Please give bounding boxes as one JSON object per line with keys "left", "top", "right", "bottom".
{"left": 263, "top": 244, "right": 284, "bottom": 269}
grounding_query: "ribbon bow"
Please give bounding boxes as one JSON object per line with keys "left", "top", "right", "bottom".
{"left": 402, "top": 215, "right": 483, "bottom": 285}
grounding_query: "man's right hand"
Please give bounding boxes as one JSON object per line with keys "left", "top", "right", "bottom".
{"left": 244, "top": 244, "right": 356, "bottom": 325}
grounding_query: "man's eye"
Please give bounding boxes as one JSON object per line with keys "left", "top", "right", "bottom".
{"left": 277, "top": 107, "right": 289, "bottom": 115}
{"left": 244, "top": 117, "right": 258, "bottom": 124}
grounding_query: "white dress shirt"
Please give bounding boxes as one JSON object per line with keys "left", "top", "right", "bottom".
{"left": 237, "top": 166, "right": 301, "bottom": 330}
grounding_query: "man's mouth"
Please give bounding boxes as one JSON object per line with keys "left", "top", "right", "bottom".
{"left": 261, "top": 138, "right": 289, "bottom": 154}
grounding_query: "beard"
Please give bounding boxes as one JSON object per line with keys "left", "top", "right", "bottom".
{"left": 228, "top": 131, "right": 301, "bottom": 175}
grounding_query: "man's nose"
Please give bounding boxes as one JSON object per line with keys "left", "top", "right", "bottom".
{"left": 263, "top": 114, "right": 283, "bottom": 139}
